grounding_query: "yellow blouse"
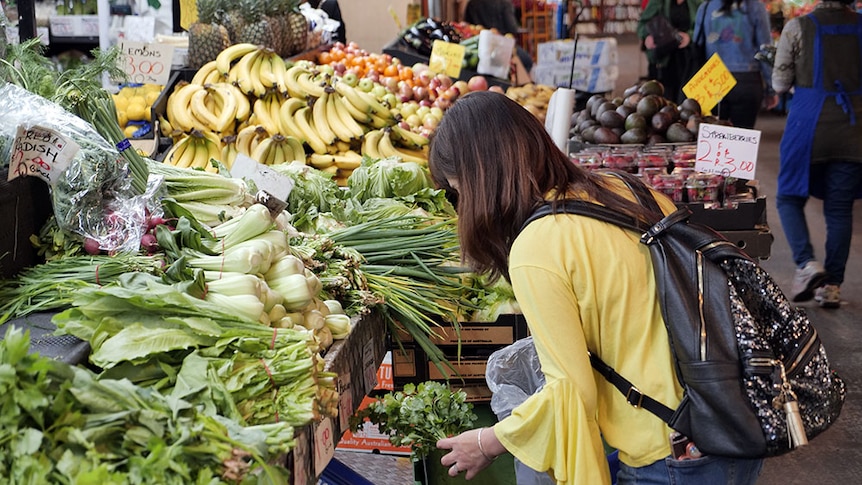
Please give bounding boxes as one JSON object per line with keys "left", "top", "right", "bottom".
{"left": 494, "top": 177, "right": 684, "bottom": 484}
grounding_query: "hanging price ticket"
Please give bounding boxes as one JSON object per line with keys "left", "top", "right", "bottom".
{"left": 695, "top": 123, "right": 761, "bottom": 180}
{"left": 8, "top": 125, "right": 79, "bottom": 185}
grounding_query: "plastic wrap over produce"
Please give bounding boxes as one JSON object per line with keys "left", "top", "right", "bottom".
{"left": 486, "top": 336, "right": 546, "bottom": 420}
{"left": 0, "top": 83, "right": 154, "bottom": 253}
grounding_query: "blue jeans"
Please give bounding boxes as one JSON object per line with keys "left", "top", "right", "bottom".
{"left": 617, "top": 455, "right": 763, "bottom": 485}
{"left": 776, "top": 161, "right": 862, "bottom": 285}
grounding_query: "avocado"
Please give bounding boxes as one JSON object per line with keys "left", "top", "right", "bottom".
{"left": 586, "top": 94, "right": 606, "bottom": 114}
{"left": 636, "top": 94, "right": 663, "bottom": 119}
{"left": 659, "top": 105, "right": 680, "bottom": 123}
{"left": 594, "top": 101, "right": 617, "bottom": 118}
{"left": 680, "top": 97, "right": 702, "bottom": 115}
{"left": 598, "top": 110, "right": 625, "bottom": 129}
{"left": 625, "top": 112, "right": 648, "bottom": 131}
{"left": 623, "top": 83, "right": 641, "bottom": 98}
{"left": 621, "top": 128, "right": 648, "bottom": 144}
{"left": 582, "top": 124, "right": 599, "bottom": 143}
{"left": 647, "top": 133, "right": 668, "bottom": 145}
{"left": 666, "top": 122, "right": 696, "bottom": 143}
{"left": 651, "top": 111, "right": 674, "bottom": 133}
{"left": 593, "top": 126, "right": 621, "bottom": 145}
{"left": 639, "top": 79, "right": 665, "bottom": 97}
{"left": 616, "top": 105, "right": 635, "bottom": 118}
{"left": 578, "top": 119, "right": 598, "bottom": 133}
{"left": 679, "top": 108, "right": 695, "bottom": 121}
{"left": 623, "top": 92, "right": 643, "bottom": 110}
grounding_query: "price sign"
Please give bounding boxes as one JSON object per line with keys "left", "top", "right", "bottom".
{"left": 8, "top": 125, "right": 79, "bottom": 185}
{"left": 429, "top": 40, "right": 466, "bottom": 79}
{"left": 313, "top": 417, "right": 336, "bottom": 477}
{"left": 337, "top": 373, "right": 353, "bottom": 433}
{"left": 683, "top": 53, "right": 737, "bottom": 115}
{"left": 118, "top": 41, "right": 174, "bottom": 85}
{"left": 695, "top": 123, "right": 761, "bottom": 180}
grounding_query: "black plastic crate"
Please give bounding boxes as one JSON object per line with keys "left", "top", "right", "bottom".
{"left": 0, "top": 171, "right": 53, "bottom": 278}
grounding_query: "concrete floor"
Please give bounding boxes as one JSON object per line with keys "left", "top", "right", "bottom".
{"left": 328, "top": 36, "right": 862, "bottom": 485}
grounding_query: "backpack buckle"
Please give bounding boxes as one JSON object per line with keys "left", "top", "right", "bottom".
{"left": 626, "top": 386, "right": 644, "bottom": 408}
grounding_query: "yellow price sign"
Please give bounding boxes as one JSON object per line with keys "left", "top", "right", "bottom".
{"left": 179, "top": 0, "right": 198, "bottom": 30}
{"left": 428, "top": 40, "right": 465, "bottom": 79}
{"left": 682, "top": 53, "right": 737, "bottom": 115}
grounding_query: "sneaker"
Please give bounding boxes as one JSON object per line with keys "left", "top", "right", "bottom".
{"left": 814, "top": 285, "right": 841, "bottom": 309}
{"left": 791, "top": 261, "right": 828, "bottom": 302}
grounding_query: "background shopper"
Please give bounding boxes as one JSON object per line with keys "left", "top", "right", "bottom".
{"left": 772, "top": 0, "right": 862, "bottom": 308}
{"left": 429, "top": 91, "right": 763, "bottom": 485}
{"left": 692, "top": 0, "right": 779, "bottom": 129}
{"left": 309, "top": 0, "right": 346, "bottom": 43}
{"left": 464, "top": 0, "right": 535, "bottom": 71}
{"left": 638, "top": 0, "right": 703, "bottom": 103}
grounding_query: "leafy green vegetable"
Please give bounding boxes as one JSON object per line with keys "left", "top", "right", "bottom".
{"left": 351, "top": 381, "right": 477, "bottom": 460}
{"left": 0, "top": 326, "right": 294, "bottom": 484}
{"left": 348, "top": 157, "right": 434, "bottom": 201}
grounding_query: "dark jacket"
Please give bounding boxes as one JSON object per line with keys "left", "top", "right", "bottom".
{"left": 638, "top": 0, "right": 702, "bottom": 66}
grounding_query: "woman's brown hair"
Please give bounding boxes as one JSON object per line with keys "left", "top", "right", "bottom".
{"left": 429, "top": 91, "right": 660, "bottom": 281}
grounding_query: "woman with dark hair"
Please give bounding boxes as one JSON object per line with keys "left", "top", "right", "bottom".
{"left": 430, "top": 91, "right": 764, "bottom": 484}
{"left": 692, "top": 0, "right": 778, "bottom": 129}
{"left": 637, "top": 0, "right": 702, "bottom": 103}
{"left": 772, "top": 0, "right": 862, "bottom": 308}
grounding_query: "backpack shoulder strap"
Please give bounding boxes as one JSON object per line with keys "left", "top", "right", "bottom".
{"left": 590, "top": 353, "right": 676, "bottom": 423}
{"left": 520, "top": 199, "right": 648, "bottom": 234}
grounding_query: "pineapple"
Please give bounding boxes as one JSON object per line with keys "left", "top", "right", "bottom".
{"left": 263, "top": 0, "right": 287, "bottom": 57}
{"left": 284, "top": 1, "right": 309, "bottom": 57}
{"left": 218, "top": 0, "right": 246, "bottom": 45}
{"left": 187, "top": 0, "right": 231, "bottom": 69}
{"left": 236, "top": 0, "right": 273, "bottom": 48}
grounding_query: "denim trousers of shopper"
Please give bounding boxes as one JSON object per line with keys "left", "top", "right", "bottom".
{"left": 616, "top": 455, "right": 763, "bottom": 485}
{"left": 776, "top": 161, "right": 862, "bottom": 285}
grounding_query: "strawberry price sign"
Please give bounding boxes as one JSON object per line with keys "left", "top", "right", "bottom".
{"left": 695, "top": 123, "right": 761, "bottom": 180}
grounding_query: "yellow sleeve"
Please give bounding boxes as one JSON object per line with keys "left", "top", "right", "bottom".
{"left": 494, "top": 264, "right": 611, "bottom": 485}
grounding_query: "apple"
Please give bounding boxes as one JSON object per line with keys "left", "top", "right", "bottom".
{"left": 318, "top": 64, "right": 335, "bottom": 76}
{"left": 412, "top": 85, "right": 429, "bottom": 101}
{"left": 382, "top": 92, "right": 398, "bottom": 108}
{"left": 489, "top": 85, "right": 506, "bottom": 94}
{"left": 452, "top": 80, "right": 469, "bottom": 95}
{"left": 400, "top": 102, "right": 419, "bottom": 117}
{"left": 429, "top": 106, "right": 444, "bottom": 119}
{"left": 406, "top": 114, "right": 422, "bottom": 128}
{"left": 436, "top": 73, "right": 453, "bottom": 89}
{"left": 342, "top": 72, "right": 359, "bottom": 87}
{"left": 433, "top": 97, "right": 452, "bottom": 110}
{"left": 467, "top": 75, "right": 489, "bottom": 92}
{"left": 333, "top": 62, "right": 347, "bottom": 75}
{"left": 371, "top": 84, "right": 388, "bottom": 99}
{"left": 416, "top": 106, "right": 432, "bottom": 118}
{"left": 383, "top": 76, "right": 399, "bottom": 92}
{"left": 422, "top": 113, "right": 440, "bottom": 130}
{"left": 357, "top": 77, "right": 374, "bottom": 92}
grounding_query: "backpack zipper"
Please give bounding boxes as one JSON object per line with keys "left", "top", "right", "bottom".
{"left": 696, "top": 240, "right": 737, "bottom": 361}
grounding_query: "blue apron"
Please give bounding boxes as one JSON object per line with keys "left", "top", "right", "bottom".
{"left": 777, "top": 14, "right": 862, "bottom": 199}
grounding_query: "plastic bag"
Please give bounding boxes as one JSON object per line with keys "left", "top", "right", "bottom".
{"left": 0, "top": 83, "right": 155, "bottom": 253}
{"left": 477, "top": 30, "right": 515, "bottom": 80}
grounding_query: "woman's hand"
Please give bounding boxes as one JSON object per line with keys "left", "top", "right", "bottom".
{"left": 437, "top": 427, "right": 504, "bottom": 479}
{"left": 677, "top": 31, "right": 691, "bottom": 48}
{"left": 644, "top": 34, "right": 656, "bottom": 50}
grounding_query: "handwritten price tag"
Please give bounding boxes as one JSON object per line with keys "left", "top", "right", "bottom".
{"left": 118, "top": 41, "right": 174, "bottom": 85}
{"left": 429, "top": 40, "right": 465, "bottom": 79}
{"left": 8, "top": 125, "right": 79, "bottom": 185}
{"left": 313, "top": 417, "right": 336, "bottom": 477}
{"left": 683, "top": 53, "right": 737, "bottom": 115}
{"left": 695, "top": 123, "right": 761, "bottom": 180}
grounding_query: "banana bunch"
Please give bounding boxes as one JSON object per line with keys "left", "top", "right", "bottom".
{"left": 361, "top": 128, "right": 429, "bottom": 165}
{"left": 162, "top": 129, "right": 223, "bottom": 172}
{"left": 308, "top": 150, "right": 363, "bottom": 187}
{"left": 166, "top": 81, "right": 249, "bottom": 135}
{"left": 249, "top": 133, "right": 306, "bottom": 166}
{"left": 214, "top": 43, "right": 291, "bottom": 98}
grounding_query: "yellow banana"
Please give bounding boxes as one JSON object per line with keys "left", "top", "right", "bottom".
{"left": 368, "top": 111, "right": 393, "bottom": 129}
{"left": 230, "top": 49, "right": 262, "bottom": 96}
{"left": 203, "top": 135, "right": 223, "bottom": 172}
{"left": 308, "top": 153, "right": 336, "bottom": 169}
{"left": 285, "top": 64, "right": 326, "bottom": 98}
{"left": 188, "top": 132, "right": 211, "bottom": 170}
{"left": 225, "top": 83, "right": 251, "bottom": 122}
{"left": 390, "top": 124, "right": 430, "bottom": 149}
{"left": 221, "top": 135, "right": 238, "bottom": 169}
{"left": 216, "top": 42, "right": 259, "bottom": 77}
{"left": 248, "top": 50, "right": 269, "bottom": 98}
{"left": 278, "top": 97, "right": 307, "bottom": 139}
{"left": 361, "top": 129, "right": 384, "bottom": 160}
{"left": 174, "top": 138, "right": 199, "bottom": 169}
{"left": 294, "top": 106, "right": 329, "bottom": 154}
{"left": 236, "top": 124, "right": 265, "bottom": 156}
{"left": 284, "top": 135, "right": 306, "bottom": 162}
{"left": 253, "top": 95, "right": 280, "bottom": 136}
{"left": 270, "top": 53, "right": 289, "bottom": 94}
{"left": 167, "top": 82, "right": 200, "bottom": 133}
{"left": 312, "top": 89, "right": 337, "bottom": 145}
{"left": 163, "top": 133, "right": 193, "bottom": 166}
{"left": 192, "top": 60, "right": 221, "bottom": 85}
{"left": 251, "top": 137, "right": 275, "bottom": 164}
{"left": 189, "top": 88, "right": 222, "bottom": 133}
{"left": 339, "top": 94, "right": 373, "bottom": 123}
{"left": 378, "top": 129, "right": 428, "bottom": 165}
{"left": 333, "top": 81, "right": 371, "bottom": 114}
{"left": 271, "top": 135, "right": 289, "bottom": 165}
{"left": 157, "top": 114, "right": 174, "bottom": 137}
{"left": 331, "top": 91, "right": 366, "bottom": 139}
{"left": 257, "top": 50, "right": 278, "bottom": 90}
{"left": 205, "top": 83, "right": 238, "bottom": 133}
{"left": 269, "top": 92, "right": 287, "bottom": 133}
{"left": 332, "top": 149, "right": 363, "bottom": 170}
{"left": 355, "top": 89, "right": 393, "bottom": 118}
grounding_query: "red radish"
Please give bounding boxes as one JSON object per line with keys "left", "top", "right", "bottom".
{"left": 84, "top": 237, "right": 101, "bottom": 255}
{"left": 140, "top": 233, "right": 159, "bottom": 254}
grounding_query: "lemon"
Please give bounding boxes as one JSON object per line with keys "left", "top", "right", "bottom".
{"left": 126, "top": 101, "right": 147, "bottom": 121}
{"left": 117, "top": 110, "right": 129, "bottom": 128}
{"left": 113, "top": 95, "right": 130, "bottom": 112}
{"left": 145, "top": 90, "right": 161, "bottom": 105}
{"left": 124, "top": 125, "right": 139, "bottom": 138}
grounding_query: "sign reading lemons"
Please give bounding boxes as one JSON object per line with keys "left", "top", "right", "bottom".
{"left": 429, "top": 40, "right": 465, "bottom": 79}
{"left": 683, "top": 53, "right": 736, "bottom": 115}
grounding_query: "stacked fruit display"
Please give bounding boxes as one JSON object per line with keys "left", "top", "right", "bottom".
{"left": 505, "top": 83, "right": 557, "bottom": 124}
{"left": 113, "top": 83, "right": 164, "bottom": 139}
{"left": 186, "top": 0, "right": 309, "bottom": 69}
{"left": 570, "top": 80, "right": 725, "bottom": 145}
{"left": 160, "top": 44, "right": 434, "bottom": 184}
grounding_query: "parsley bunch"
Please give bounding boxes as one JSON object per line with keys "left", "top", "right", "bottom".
{"left": 351, "top": 381, "right": 478, "bottom": 459}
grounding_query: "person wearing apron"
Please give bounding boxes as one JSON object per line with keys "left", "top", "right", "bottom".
{"left": 772, "top": 0, "right": 862, "bottom": 308}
